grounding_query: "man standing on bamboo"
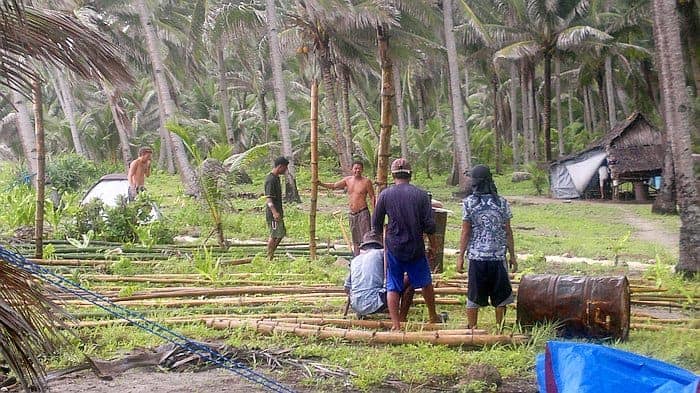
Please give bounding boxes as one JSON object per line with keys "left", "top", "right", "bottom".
{"left": 127, "top": 146, "right": 152, "bottom": 201}
{"left": 265, "top": 157, "right": 289, "bottom": 260}
{"left": 319, "top": 161, "right": 376, "bottom": 256}
{"left": 457, "top": 165, "right": 517, "bottom": 329}
{"left": 371, "top": 158, "right": 441, "bottom": 330}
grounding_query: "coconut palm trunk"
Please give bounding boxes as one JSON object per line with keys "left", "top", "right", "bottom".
{"left": 392, "top": 62, "right": 409, "bottom": 159}
{"left": 11, "top": 90, "right": 38, "bottom": 176}
{"left": 416, "top": 78, "right": 427, "bottom": 134}
{"left": 136, "top": 0, "right": 199, "bottom": 196}
{"left": 555, "top": 58, "right": 564, "bottom": 157}
{"left": 604, "top": 56, "right": 616, "bottom": 128}
{"left": 542, "top": 52, "right": 553, "bottom": 162}
{"left": 33, "top": 80, "right": 45, "bottom": 259}
{"left": 527, "top": 67, "right": 537, "bottom": 161}
{"left": 217, "top": 42, "right": 237, "bottom": 151}
{"left": 319, "top": 54, "right": 351, "bottom": 175}
{"left": 442, "top": 0, "right": 471, "bottom": 187}
{"left": 509, "top": 64, "right": 520, "bottom": 168}
{"left": 652, "top": 136, "right": 677, "bottom": 214}
{"left": 651, "top": 0, "right": 700, "bottom": 275}
{"left": 339, "top": 67, "right": 354, "bottom": 162}
{"left": 264, "top": 0, "right": 300, "bottom": 202}
{"left": 492, "top": 74, "right": 502, "bottom": 173}
{"left": 51, "top": 69, "right": 86, "bottom": 156}
{"left": 309, "top": 79, "right": 319, "bottom": 260}
{"left": 102, "top": 82, "right": 133, "bottom": 169}
{"left": 520, "top": 63, "right": 531, "bottom": 163}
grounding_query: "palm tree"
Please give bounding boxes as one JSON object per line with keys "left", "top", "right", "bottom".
{"left": 264, "top": 0, "right": 300, "bottom": 202}
{"left": 492, "top": 0, "right": 612, "bottom": 162}
{"left": 135, "top": 0, "right": 199, "bottom": 196}
{"left": 651, "top": 0, "right": 699, "bottom": 276}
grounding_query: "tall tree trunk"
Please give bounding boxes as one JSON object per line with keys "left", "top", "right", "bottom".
{"left": 582, "top": 87, "right": 592, "bottom": 135}
{"left": 604, "top": 56, "right": 617, "bottom": 128}
{"left": 217, "top": 41, "right": 237, "bottom": 151}
{"left": 157, "top": 104, "right": 175, "bottom": 174}
{"left": 616, "top": 87, "right": 630, "bottom": 117}
{"left": 264, "top": 0, "right": 299, "bottom": 202}
{"left": 320, "top": 55, "right": 351, "bottom": 175}
{"left": 52, "top": 69, "right": 86, "bottom": 156}
{"left": 555, "top": 58, "right": 564, "bottom": 157}
{"left": 376, "top": 25, "right": 393, "bottom": 194}
{"left": 309, "top": 79, "right": 319, "bottom": 260}
{"left": 102, "top": 82, "right": 133, "bottom": 170}
{"left": 392, "top": 62, "right": 409, "bottom": 159}
{"left": 442, "top": 0, "right": 471, "bottom": 188}
{"left": 652, "top": 135, "right": 677, "bottom": 214}
{"left": 509, "top": 64, "right": 520, "bottom": 168}
{"left": 641, "top": 60, "right": 661, "bottom": 113}
{"left": 416, "top": 78, "right": 426, "bottom": 134}
{"left": 33, "top": 80, "right": 45, "bottom": 259}
{"left": 136, "top": 0, "right": 198, "bottom": 195}
{"left": 542, "top": 53, "right": 553, "bottom": 162}
{"left": 464, "top": 69, "right": 471, "bottom": 111}
{"left": 520, "top": 62, "right": 531, "bottom": 164}
{"left": 339, "top": 67, "right": 354, "bottom": 162}
{"left": 492, "top": 74, "right": 502, "bottom": 174}
{"left": 652, "top": 0, "right": 700, "bottom": 275}
{"left": 568, "top": 83, "right": 574, "bottom": 126}
{"left": 11, "top": 90, "right": 38, "bottom": 175}
{"left": 527, "top": 66, "right": 537, "bottom": 162}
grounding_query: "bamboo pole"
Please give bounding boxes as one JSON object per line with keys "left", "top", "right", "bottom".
{"left": 208, "top": 319, "right": 528, "bottom": 347}
{"left": 29, "top": 257, "right": 253, "bottom": 266}
{"left": 309, "top": 79, "right": 319, "bottom": 260}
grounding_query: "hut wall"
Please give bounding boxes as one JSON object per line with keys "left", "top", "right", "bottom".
{"left": 609, "top": 119, "right": 661, "bottom": 149}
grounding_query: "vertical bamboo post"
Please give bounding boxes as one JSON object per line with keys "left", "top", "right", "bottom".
{"left": 34, "top": 79, "right": 45, "bottom": 259}
{"left": 376, "top": 25, "right": 393, "bottom": 195}
{"left": 309, "top": 80, "right": 319, "bottom": 260}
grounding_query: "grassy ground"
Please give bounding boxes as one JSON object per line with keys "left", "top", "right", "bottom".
{"left": 1, "top": 162, "right": 698, "bottom": 391}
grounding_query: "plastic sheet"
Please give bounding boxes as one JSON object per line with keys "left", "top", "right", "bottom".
{"left": 536, "top": 341, "right": 699, "bottom": 393}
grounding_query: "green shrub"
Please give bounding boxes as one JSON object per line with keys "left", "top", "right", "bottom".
{"left": 46, "top": 153, "right": 99, "bottom": 194}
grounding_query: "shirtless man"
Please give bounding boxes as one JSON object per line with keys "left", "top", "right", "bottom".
{"left": 127, "top": 147, "right": 152, "bottom": 201}
{"left": 319, "top": 161, "right": 376, "bottom": 255}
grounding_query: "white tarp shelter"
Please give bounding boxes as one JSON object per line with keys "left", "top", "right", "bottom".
{"left": 81, "top": 173, "right": 129, "bottom": 207}
{"left": 550, "top": 148, "right": 607, "bottom": 199}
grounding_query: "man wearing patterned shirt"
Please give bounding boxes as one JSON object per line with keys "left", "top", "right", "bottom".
{"left": 457, "top": 165, "right": 517, "bottom": 329}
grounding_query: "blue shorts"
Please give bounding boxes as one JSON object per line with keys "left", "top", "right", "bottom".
{"left": 386, "top": 250, "right": 432, "bottom": 292}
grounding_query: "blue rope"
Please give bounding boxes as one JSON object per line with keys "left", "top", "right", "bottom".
{"left": 0, "top": 246, "right": 295, "bottom": 393}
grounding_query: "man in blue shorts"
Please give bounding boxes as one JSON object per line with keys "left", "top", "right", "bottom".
{"left": 372, "top": 158, "right": 440, "bottom": 330}
{"left": 457, "top": 165, "right": 517, "bottom": 329}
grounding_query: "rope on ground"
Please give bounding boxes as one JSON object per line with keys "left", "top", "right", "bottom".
{"left": 0, "top": 245, "right": 295, "bottom": 393}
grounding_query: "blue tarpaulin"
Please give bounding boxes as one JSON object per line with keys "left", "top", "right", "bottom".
{"left": 536, "top": 341, "right": 699, "bottom": 393}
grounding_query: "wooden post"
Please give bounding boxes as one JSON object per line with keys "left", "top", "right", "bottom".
{"left": 309, "top": 80, "right": 319, "bottom": 260}
{"left": 34, "top": 79, "right": 45, "bottom": 259}
{"left": 376, "top": 25, "right": 393, "bottom": 195}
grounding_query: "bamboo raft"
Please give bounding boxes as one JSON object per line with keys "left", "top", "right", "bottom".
{"left": 205, "top": 318, "right": 528, "bottom": 347}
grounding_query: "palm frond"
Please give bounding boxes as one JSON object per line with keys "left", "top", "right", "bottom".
{"left": 1, "top": 6, "right": 132, "bottom": 96}
{"left": 457, "top": 0, "right": 493, "bottom": 47}
{"left": 223, "top": 141, "right": 280, "bottom": 170}
{"left": 556, "top": 25, "right": 611, "bottom": 49}
{"left": 0, "top": 260, "right": 66, "bottom": 392}
{"left": 493, "top": 40, "right": 542, "bottom": 63}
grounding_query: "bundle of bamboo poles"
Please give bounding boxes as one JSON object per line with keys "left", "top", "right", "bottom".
{"left": 205, "top": 318, "right": 528, "bottom": 347}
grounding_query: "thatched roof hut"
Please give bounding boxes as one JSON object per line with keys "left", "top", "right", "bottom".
{"left": 550, "top": 112, "right": 663, "bottom": 199}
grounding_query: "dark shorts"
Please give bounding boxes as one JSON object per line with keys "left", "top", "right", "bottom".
{"left": 348, "top": 208, "right": 371, "bottom": 249}
{"left": 467, "top": 259, "right": 513, "bottom": 308}
{"left": 266, "top": 217, "right": 286, "bottom": 239}
{"left": 386, "top": 250, "right": 432, "bottom": 293}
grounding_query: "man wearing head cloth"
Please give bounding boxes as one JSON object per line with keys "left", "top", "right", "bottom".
{"left": 457, "top": 165, "right": 517, "bottom": 329}
{"left": 343, "top": 231, "right": 414, "bottom": 318}
{"left": 371, "top": 158, "right": 441, "bottom": 330}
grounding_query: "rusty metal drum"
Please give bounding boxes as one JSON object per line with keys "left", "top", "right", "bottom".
{"left": 516, "top": 274, "right": 630, "bottom": 340}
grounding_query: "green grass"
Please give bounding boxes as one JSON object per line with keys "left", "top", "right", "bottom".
{"left": 3, "top": 161, "right": 698, "bottom": 389}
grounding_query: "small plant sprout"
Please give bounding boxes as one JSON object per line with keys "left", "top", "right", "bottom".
{"left": 610, "top": 231, "right": 631, "bottom": 266}
{"left": 66, "top": 230, "right": 94, "bottom": 249}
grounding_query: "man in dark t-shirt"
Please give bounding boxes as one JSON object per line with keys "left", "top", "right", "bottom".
{"left": 265, "top": 156, "right": 289, "bottom": 260}
{"left": 372, "top": 158, "right": 440, "bottom": 330}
